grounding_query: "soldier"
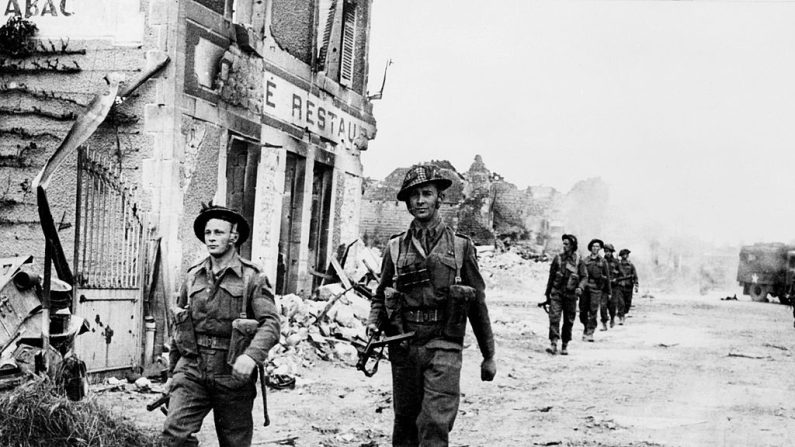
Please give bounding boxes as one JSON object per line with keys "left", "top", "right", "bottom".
{"left": 603, "top": 243, "right": 624, "bottom": 327}
{"left": 163, "top": 205, "right": 280, "bottom": 447}
{"left": 618, "top": 249, "right": 639, "bottom": 317}
{"left": 544, "top": 234, "right": 587, "bottom": 355}
{"left": 580, "top": 239, "right": 611, "bottom": 340}
{"left": 367, "top": 164, "right": 497, "bottom": 446}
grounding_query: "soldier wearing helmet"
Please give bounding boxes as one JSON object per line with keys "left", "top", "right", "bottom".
{"left": 580, "top": 238, "right": 611, "bottom": 339}
{"left": 544, "top": 234, "right": 587, "bottom": 355}
{"left": 163, "top": 204, "right": 280, "bottom": 446}
{"left": 617, "top": 249, "right": 639, "bottom": 315}
{"left": 367, "top": 164, "right": 496, "bottom": 446}
{"left": 603, "top": 243, "right": 624, "bottom": 327}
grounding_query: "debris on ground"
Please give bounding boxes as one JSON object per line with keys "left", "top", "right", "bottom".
{"left": 0, "top": 376, "right": 164, "bottom": 446}
{"left": 721, "top": 295, "right": 738, "bottom": 301}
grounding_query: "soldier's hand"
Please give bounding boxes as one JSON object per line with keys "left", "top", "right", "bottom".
{"left": 232, "top": 354, "right": 257, "bottom": 381}
{"left": 480, "top": 357, "right": 497, "bottom": 382}
{"left": 163, "top": 377, "right": 173, "bottom": 393}
{"left": 634, "top": 285, "right": 639, "bottom": 293}
{"left": 575, "top": 287, "right": 583, "bottom": 298}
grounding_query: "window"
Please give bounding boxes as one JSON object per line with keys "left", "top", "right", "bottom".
{"left": 317, "top": 0, "right": 357, "bottom": 87}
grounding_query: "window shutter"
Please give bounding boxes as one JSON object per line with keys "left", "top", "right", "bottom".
{"left": 339, "top": 1, "right": 357, "bottom": 87}
{"left": 317, "top": 0, "right": 337, "bottom": 70}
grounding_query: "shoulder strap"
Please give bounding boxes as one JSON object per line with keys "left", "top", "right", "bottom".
{"left": 388, "top": 233, "right": 405, "bottom": 283}
{"left": 453, "top": 234, "right": 468, "bottom": 284}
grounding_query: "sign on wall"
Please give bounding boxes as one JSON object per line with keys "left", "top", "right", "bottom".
{"left": 263, "top": 71, "right": 376, "bottom": 151}
{"left": 2, "top": 0, "right": 144, "bottom": 43}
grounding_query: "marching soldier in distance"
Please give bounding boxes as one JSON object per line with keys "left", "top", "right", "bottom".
{"left": 603, "top": 243, "right": 624, "bottom": 327}
{"left": 580, "top": 239, "right": 611, "bottom": 340}
{"left": 367, "top": 164, "right": 496, "bottom": 446}
{"left": 162, "top": 205, "right": 280, "bottom": 447}
{"left": 618, "top": 248, "right": 639, "bottom": 318}
{"left": 544, "top": 234, "right": 587, "bottom": 355}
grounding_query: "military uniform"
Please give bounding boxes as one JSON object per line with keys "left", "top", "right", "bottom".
{"left": 545, "top": 250, "right": 588, "bottom": 347}
{"left": 580, "top": 253, "right": 610, "bottom": 336}
{"left": 163, "top": 206, "right": 280, "bottom": 447}
{"left": 617, "top": 251, "right": 638, "bottom": 314}
{"left": 604, "top": 247, "right": 623, "bottom": 325}
{"left": 369, "top": 218, "right": 495, "bottom": 446}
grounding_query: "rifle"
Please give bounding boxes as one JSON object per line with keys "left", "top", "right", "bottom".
{"left": 146, "top": 393, "right": 170, "bottom": 416}
{"left": 356, "top": 328, "right": 415, "bottom": 377}
{"left": 537, "top": 298, "right": 550, "bottom": 314}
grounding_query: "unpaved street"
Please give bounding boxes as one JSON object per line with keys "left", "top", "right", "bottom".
{"left": 100, "top": 282, "right": 795, "bottom": 447}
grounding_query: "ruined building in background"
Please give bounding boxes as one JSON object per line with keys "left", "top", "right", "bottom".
{"left": 0, "top": 0, "right": 377, "bottom": 374}
{"left": 360, "top": 155, "right": 569, "bottom": 250}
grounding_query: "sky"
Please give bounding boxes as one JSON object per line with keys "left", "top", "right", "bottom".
{"left": 362, "top": 0, "right": 795, "bottom": 246}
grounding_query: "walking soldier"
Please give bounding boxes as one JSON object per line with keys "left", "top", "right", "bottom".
{"left": 367, "top": 164, "right": 497, "bottom": 446}
{"left": 603, "top": 243, "right": 624, "bottom": 326}
{"left": 162, "top": 205, "right": 280, "bottom": 446}
{"left": 618, "top": 249, "right": 639, "bottom": 315}
{"left": 580, "top": 239, "right": 611, "bottom": 339}
{"left": 544, "top": 234, "right": 587, "bottom": 354}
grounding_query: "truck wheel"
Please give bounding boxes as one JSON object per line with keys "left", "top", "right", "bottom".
{"left": 749, "top": 285, "right": 769, "bottom": 302}
{"left": 779, "top": 296, "right": 791, "bottom": 305}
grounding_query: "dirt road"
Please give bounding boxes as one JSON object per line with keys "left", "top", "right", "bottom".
{"left": 101, "top": 287, "right": 795, "bottom": 446}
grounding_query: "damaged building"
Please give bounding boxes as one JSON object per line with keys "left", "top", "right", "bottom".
{"left": 0, "top": 0, "right": 377, "bottom": 374}
{"left": 361, "top": 155, "right": 567, "bottom": 250}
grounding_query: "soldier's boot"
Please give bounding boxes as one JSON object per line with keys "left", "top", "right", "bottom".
{"left": 610, "top": 317, "right": 615, "bottom": 328}
{"left": 581, "top": 331, "right": 587, "bottom": 342}
{"left": 619, "top": 316, "right": 625, "bottom": 325}
{"left": 586, "top": 334, "right": 595, "bottom": 342}
{"left": 560, "top": 343, "right": 569, "bottom": 355}
{"left": 545, "top": 342, "right": 558, "bottom": 355}
{"left": 600, "top": 321, "right": 608, "bottom": 331}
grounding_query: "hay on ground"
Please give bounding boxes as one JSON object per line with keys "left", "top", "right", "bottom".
{"left": 0, "top": 376, "right": 164, "bottom": 447}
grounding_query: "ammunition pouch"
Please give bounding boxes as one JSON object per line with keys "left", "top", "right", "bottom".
{"left": 443, "top": 285, "right": 475, "bottom": 339}
{"left": 383, "top": 287, "right": 406, "bottom": 335}
{"left": 227, "top": 318, "right": 259, "bottom": 367}
{"left": 565, "top": 273, "right": 580, "bottom": 292}
{"left": 395, "top": 263, "right": 431, "bottom": 290}
{"left": 170, "top": 305, "right": 198, "bottom": 357}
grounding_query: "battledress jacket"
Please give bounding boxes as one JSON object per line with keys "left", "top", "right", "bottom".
{"left": 617, "top": 260, "right": 639, "bottom": 287}
{"left": 544, "top": 252, "right": 588, "bottom": 297}
{"left": 169, "top": 255, "right": 280, "bottom": 372}
{"left": 583, "top": 254, "right": 612, "bottom": 296}
{"left": 368, "top": 222, "right": 496, "bottom": 360}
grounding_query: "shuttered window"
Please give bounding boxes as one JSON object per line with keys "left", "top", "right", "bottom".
{"left": 316, "top": 0, "right": 357, "bottom": 88}
{"left": 339, "top": 1, "right": 357, "bottom": 87}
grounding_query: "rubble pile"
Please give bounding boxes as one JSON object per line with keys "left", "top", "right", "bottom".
{"left": 266, "top": 284, "right": 372, "bottom": 380}
{"left": 478, "top": 246, "right": 550, "bottom": 294}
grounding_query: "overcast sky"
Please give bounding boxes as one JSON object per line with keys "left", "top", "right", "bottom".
{"left": 362, "top": 0, "right": 795, "bottom": 246}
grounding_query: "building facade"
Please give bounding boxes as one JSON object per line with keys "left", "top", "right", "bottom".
{"left": 0, "top": 0, "right": 377, "bottom": 372}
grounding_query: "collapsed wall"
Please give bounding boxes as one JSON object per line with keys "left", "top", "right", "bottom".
{"left": 360, "top": 155, "right": 573, "bottom": 249}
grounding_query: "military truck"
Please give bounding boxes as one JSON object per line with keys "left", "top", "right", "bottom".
{"left": 736, "top": 243, "right": 795, "bottom": 304}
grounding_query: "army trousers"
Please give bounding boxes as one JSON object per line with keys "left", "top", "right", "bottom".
{"left": 611, "top": 286, "right": 626, "bottom": 318}
{"left": 548, "top": 291, "right": 577, "bottom": 343}
{"left": 162, "top": 347, "right": 256, "bottom": 447}
{"left": 389, "top": 342, "right": 463, "bottom": 447}
{"left": 621, "top": 285, "right": 635, "bottom": 313}
{"left": 579, "top": 287, "right": 601, "bottom": 335}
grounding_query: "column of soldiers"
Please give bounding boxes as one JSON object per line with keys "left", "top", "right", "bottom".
{"left": 544, "top": 235, "right": 639, "bottom": 355}
{"left": 164, "top": 165, "right": 639, "bottom": 446}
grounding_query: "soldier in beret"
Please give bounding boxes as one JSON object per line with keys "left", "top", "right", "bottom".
{"left": 162, "top": 205, "right": 280, "bottom": 447}
{"left": 617, "top": 249, "right": 639, "bottom": 317}
{"left": 367, "top": 164, "right": 496, "bottom": 446}
{"left": 580, "top": 239, "right": 611, "bottom": 339}
{"left": 544, "top": 234, "right": 587, "bottom": 355}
